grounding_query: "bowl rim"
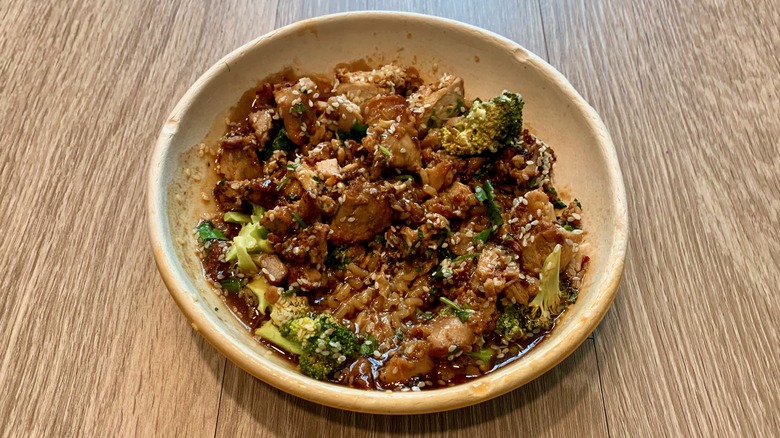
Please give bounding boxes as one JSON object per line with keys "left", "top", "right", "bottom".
{"left": 148, "top": 10, "right": 628, "bottom": 414}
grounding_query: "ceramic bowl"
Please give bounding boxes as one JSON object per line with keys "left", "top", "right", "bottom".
{"left": 148, "top": 11, "right": 628, "bottom": 414}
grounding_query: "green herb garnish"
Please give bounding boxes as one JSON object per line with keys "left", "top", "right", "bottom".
{"left": 439, "top": 297, "right": 474, "bottom": 322}
{"left": 219, "top": 278, "right": 243, "bottom": 293}
{"left": 276, "top": 176, "right": 290, "bottom": 191}
{"left": 451, "top": 253, "right": 480, "bottom": 265}
{"left": 291, "top": 211, "right": 307, "bottom": 228}
{"left": 472, "top": 180, "right": 503, "bottom": 243}
{"left": 197, "top": 221, "right": 228, "bottom": 242}
{"left": 290, "top": 102, "right": 306, "bottom": 116}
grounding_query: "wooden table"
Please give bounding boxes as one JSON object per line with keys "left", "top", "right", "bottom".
{"left": 2, "top": 1, "right": 778, "bottom": 436}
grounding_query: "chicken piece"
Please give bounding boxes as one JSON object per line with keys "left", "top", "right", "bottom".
{"left": 561, "top": 200, "right": 583, "bottom": 228}
{"left": 423, "top": 181, "right": 478, "bottom": 219}
{"left": 334, "top": 65, "right": 417, "bottom": 106}
{"left": 259, "top": 193, "right": 320, "bottom": 237}
{"left": 322, "top": 95, "right": 364, "bottom": 132}
{"left": 330, "top": 178, "right": 392, "bottom": 244}
{"left": 256, "top": 253, "right": 287, "bottom": 285}
{"left": 273, "top": 77, "right": 321, "bottom": 146}
{"left": 315, "top": 158, "right": 341, "bottom": 179}
{"left": 375, "top": 126, "right": 422, "bottom": 172}
{"left": 407, "top": 73, "right": 464, "bottom": 132}
{"left": 524, "top": 189, "right": 556, "bottom": 222}
{"left": 460, "top": 289, "right": 499, "bottom": 335}
{"left": 200, "top": 240, "right": 231, "bottom": 283}
{"left": 388, "top": 184, "right": 427, "bottom": 224}
{"left": 287, "top": 265, "right": 323, "bottom": 291}
{"left": 472, "top": 245, "right": 520, "bottom": 297}
{"left": 279, "top": 178, "right": 306, "bottom": 201}
{"left": 514, "top": 221, "right": 582, "bottom": 274}
{"left": 279, "top": 223, "right": 329, "bottom": 266}
{"left": 292, "top": 162, "right": 321, "bottom": 193}
{"left": 378, "top": 340, "right": 434, "bottom": 385}
{"left": 391, "top": 213, "right": 450, "bottom": 256}
{"left": 363, "top": 94, "right": 411, "bottom": 126}
{"left": 247, "top": 108, "right": 275, "bottom": 146}
{"left": 212, "top": 178, "right": 277, "bottom": 211}
{"left": 338, "top": 357, "right": 376, "bottom": 389}
{"left": 215, "top": 148, "right": 263, "bottom": 181}
{"left": 426, "top": 316, "right": 475, "bottom": 357}
{"left": 564, "top": 247, "right": 589, "bottom": 289}
{"left": 360, "top": 94, "right": 422, "bottom": 172}
{"left": 504, "top": 276, "right": 539, "bottom": 306}
{"left": 423, "top": 159, "right": 455, "bottom": 192}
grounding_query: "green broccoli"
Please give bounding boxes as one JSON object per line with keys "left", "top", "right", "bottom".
{"left": 359, "top": 334, "right": 379, "bottom": 357}
{"left": 496, "top": 244, "right": 568, "bottom": 342}
{"left": 526, "top": 243, "right": 565, "bottom": 329}
{"left": 255, "top": 321, "right": 303, "bottom": 355}
{"left": 440, "top": 91, "right": 524, "bottom": 156}
{"left": 439, "top": 297, "right": 475, "bottom": 322}
{"left": 495, "top": 303, "right": 527, "bottom": 342}
{"left": 245, "top": 276, "right": 272, "bottom": 315}
{"left": 278, "top": 314, "right": 319, "bottom": 342}
{"left": 266, "top": 313, "right": 360, "bottom": 380}
{"left": 224, "top": 208, "right": 274, "bottom": 273}
{"left": 269, "top": 295, "right": 311, "bottom": 327}
{"left": 465, "top": 348, "right": 495, "bottom": 371}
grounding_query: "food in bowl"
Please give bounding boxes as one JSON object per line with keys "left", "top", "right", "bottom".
{"left": 194, "top": 64, "right": 589, "bottom": 390}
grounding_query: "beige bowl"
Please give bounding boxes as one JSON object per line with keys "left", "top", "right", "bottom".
{"left": 148, "top": 11, "right": 628, "bottom": 414}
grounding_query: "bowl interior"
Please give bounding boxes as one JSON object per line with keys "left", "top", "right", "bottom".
{"left": 149, "top": 12, "right": 627, "bottom": 414}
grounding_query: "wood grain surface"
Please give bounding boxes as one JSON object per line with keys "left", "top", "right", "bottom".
{"left": 1, "top": 0, "right": 777, "bottom": 437}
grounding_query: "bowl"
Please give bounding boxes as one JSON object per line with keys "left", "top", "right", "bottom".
{"left": 148, "top": 11, "right": 628, "bottom": 414}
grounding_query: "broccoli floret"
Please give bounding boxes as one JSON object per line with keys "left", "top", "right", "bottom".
{"left": 465, "top": 348, "right": 495, "bottom": 371}
{"left": 526, "top": 244, "right": 565, "bottom": 330}
{"left": 298, "top": 354, "right": 333, "bottom": 380}
{"left": 496, "top": 244, "right": 567, "bottom": 342}
{"left": 245, "top": 276, "right": 272, "bottom": 315}
{"left": 269, "top": 295, "right": 311, "bottom": 327}
{"left": 359, "top": 334, "right": 379, "bottom": 357}
{"left": 496, "top": 304, "right": 527, "bottom": 342}
{"left": 224, "top": 207, "right": 273, "bottom": 274}
{"left": 279, "top": 314, "right": 318, "bottom": 342}
{"left": 255, "top": 321, "right": 303, "bottom": 355}
{"left": 278, "top": 313, "right": 360, "bottom": 380}
{"left": 439, "top": 297, "right": 474, "bottom": 322}
{"left": 440, "top": 91, "right": 524, "bottom": 156}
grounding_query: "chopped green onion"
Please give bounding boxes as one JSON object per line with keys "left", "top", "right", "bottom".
{"left": 439, "top": 297, "right": 474, "bottom": 322}
{"left": 276, "top": 176, "right": 290, "bottom": 191}
{"left": 219, "top": 278, "right": 243, "bottom": 293}
{"left": 291, "top": 211, "right": 306, "bottom": 228}
{"left": 451, "top": 253, "right": 480, "bottom": 265}
{"left": 290, "top": 102, "right": 306, "bottom": 116}
{"left": 472, "top": 229, "right": 492, "bottom": 244}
